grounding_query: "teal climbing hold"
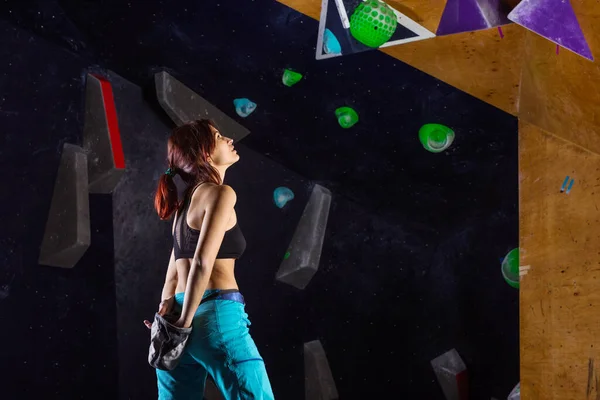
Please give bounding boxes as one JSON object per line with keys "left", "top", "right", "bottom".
{"left": 233, "top": 98, "right": 257, "bottom": 118}
{"left": 324, "top": 28, "right": 342, "bottom": 55}
{"left": 273, "top": 187, "right": 295, "bottom": 208}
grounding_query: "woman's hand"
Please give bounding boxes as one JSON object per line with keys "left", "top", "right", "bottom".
{"left": 173, "top": 318, "right": 192, "bottom": 329}
{"left": 143, "top": 296, "right": 175, "bottom": 329}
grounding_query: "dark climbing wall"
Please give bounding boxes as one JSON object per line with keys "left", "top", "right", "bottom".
{"left": 0, "top": 0, "right": 519, "bottom": 399}
{"left": 0, "top": 20, "right": 118, "bottom": 399}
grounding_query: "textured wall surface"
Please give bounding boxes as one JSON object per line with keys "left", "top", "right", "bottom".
{"left": 519, "top": 121, "right": 600, "bottom": 400}
{"left": 0, "top": 19, "right": 118, "bottom": 399}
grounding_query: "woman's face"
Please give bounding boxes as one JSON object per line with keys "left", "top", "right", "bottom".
{"left": 208, "top": 125, "right": 239, "bottom": 167}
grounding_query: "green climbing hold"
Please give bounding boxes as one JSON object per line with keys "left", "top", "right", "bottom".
{"left": 282, "top": 69, "right": 303, "bottom": 87}
{"left": 284, "top": 251, "right": 291, "bottom": 260}
{"left": 419, "top": 123, "right": 455, "bottom": 153}
{"left": 335, "top": 107, "right": 359, "bottom": 128}
{"left": 501, "top": 248, "right": 520, "bottom": 289}
{"left": 349, "top": 0, "right": 398, "bottom": 48}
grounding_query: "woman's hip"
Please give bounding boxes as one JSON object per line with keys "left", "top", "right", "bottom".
{"left": 173, "top": 290, "right": 250, "bottom": 336}
{"left": 178, "top": 294, "right": 261, "bottom": 364}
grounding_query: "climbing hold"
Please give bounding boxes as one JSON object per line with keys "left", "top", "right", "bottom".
{"left": 276, "top": 184, "right": 332, "bottom": 290}
{"left": 324, "top": 28, "right": 342, "bottom": 55}
{"left": 283, "top": 251, "right": 291, "bottom": 260}
{"left": 507, "top": 382, "right": 521, "bottom": 400}
{"left": 560, "top": 176, "right": 575, "bottom": 194}
{"left": 273, "top": 186, "right": 295, "bottom": 208}
{"left": 508, "top": 0, "right": 593, "bottom": 61}
{"left": 282, "top": 69, "right": 303, "bottom": 87}
{"left": 349, "top": 0, "right": 398, "bottom": 48}
{"left": 233, "top": 98, "right": 257, "bottom": 118}
{"left": 419, "top": 123, "right": 455, "bottom": 153}
{"left": 157, "top": 71, "right": 250, "bottom": 142}
{"left": 431, "top": 349, "right": 468, "bottom": 400}
{"left": 437, "top": 0, "right": 511, "bottom": 37}
{"left": 501, "top": 248, "right": 519, "bottom": 289}
{"left": 335, "top": 107, "right": 359, "bottom": 129}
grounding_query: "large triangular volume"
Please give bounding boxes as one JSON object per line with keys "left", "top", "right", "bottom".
{"left": 508, "top": 0, "right": 593, "bottom": 61}
{"left": 315, "top": 0, "right": 344, "bottom": 60}
{"left": 315, "top": 0, "right": 435, "bottom": 60}
{"left": 379, "top": 6, "right": 437, "bottom": 48}
{"left": 436, "top": 0, "right": 512, "bottom": 36}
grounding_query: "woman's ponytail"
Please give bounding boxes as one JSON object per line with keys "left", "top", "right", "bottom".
{"left": 154, "top": 170, "right": 179, "bottom": 220}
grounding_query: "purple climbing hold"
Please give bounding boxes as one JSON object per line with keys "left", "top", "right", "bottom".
{"left": 436, "top": 0, "right": 511, "bottom": 36}
{"left": 508, "top": 0, "right": 593, "bottom": 61}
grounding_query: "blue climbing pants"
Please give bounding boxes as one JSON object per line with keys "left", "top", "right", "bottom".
{"left": 156, "top": 290, "right": 274, "bottom": 400}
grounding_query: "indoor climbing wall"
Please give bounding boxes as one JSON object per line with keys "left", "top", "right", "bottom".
{"left": 2, "top": 0, "right": 521, "bottom": 398}
{"left": 285, "top": 0, "right": 524, "bottom": 115}
{"left": 277, "top": 0, "right": 600, "bottom": 397}
{"left": 4, "top": 0, "right": 597, "bottom": 398}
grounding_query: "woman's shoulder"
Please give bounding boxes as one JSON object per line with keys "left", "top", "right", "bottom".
{"left": 200, "top": 182, "right": 235, "bottom": 194}
{"left": 213, "top": 185, "right": 236, "bottom": 204}
{"left": 191, "top": 183, "right": 236, "bottom": 206}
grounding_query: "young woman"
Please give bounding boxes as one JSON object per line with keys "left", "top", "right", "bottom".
{"left": 145, "top": 119, "right": 274, "bottom": 399}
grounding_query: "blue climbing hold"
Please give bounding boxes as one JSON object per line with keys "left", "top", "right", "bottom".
{"left": 273, "top": 187, "right": 295, "bottom": 208}
{"left": 233, "top": 98, "right": 257, "bottom": 118}
{"left": 324, "top": 28, "right": 342, "bottom": 55}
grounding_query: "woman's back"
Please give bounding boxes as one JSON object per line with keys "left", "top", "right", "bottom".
{"left": 173, "top": 182, "right": 242, "bottom": 293}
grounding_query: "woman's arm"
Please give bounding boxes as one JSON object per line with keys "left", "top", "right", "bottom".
{"left": 161, "top": 249, "right": 178, "bottom": 301}
{"left": 176, "top": 185, "right": 237, "bottom": 328}
{"left": 160, "top": 212, "right": 179, "bottom": 300}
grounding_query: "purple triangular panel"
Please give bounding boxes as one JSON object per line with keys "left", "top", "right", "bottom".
{"left": 437, "top": 0, "right": 511, "bottom": 36}
{"left": 508, "top": 0, "right": 593, "bottom": 60}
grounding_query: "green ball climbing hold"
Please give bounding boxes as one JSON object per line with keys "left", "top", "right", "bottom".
{"left": 335, "top": 107, "right": 359, "bottom": 128}
{"left": 349, "top": 0, "right": 398, "bottom": 48}
{"left": 282, "top": 69, "right": 303, "bottom": 87}
{"left": 501, "top": 248, "right": 520, "bottom": 289}
{"left": 284, "top": 251, "right": 291, "bottom": 260}
{"left": 419, "top": 123, "right": 455, "bottom": 153}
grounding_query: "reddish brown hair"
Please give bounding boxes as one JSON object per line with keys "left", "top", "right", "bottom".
{"left": 154, "top": 119, "right": 222, "bottom": 220}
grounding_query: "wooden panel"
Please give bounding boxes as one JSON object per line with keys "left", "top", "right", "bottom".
{"left": 277, "top": 0, "right": 321, "bottom": 19}
{"left": 386, "top": 0, "right": 445, "bottom": 32}
{"left": 277, "top": 0, "right": 523, "bottom": 115}
{"left": 519, "top": 0, "right": 600, "bottom": 156}
{"left": 276, "top": 0, "right": 446, "bottom": 28}
{"left": 519, "top": 120, "right": 600, "bottom": 399}
{"left": 380, "top": 24, "right": 523, "bottom": 116}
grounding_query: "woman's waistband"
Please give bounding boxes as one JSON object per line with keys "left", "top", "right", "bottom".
{"left": 174, "top": 289, "right": 245, "bottom": 306}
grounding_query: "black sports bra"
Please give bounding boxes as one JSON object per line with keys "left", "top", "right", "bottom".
{"left": 173, "top": 184, "right": 246, "bottom": 261}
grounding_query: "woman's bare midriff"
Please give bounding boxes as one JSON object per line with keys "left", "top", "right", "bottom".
{"left": 174, "top": 258, "right": 238, "bottom": 293}
{"left": 173, "top": 183, "right": 240, "bottom": 294}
